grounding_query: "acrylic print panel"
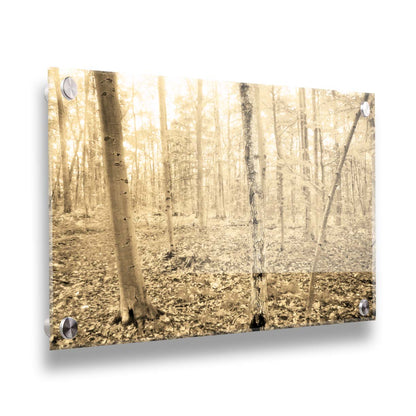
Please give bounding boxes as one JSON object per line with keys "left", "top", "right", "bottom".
{"left": 48, "top": 68, "right": 375, "bottom": 350}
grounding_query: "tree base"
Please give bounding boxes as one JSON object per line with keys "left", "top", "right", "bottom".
{"left": 112, "top": 303, "right": 164, "bottom": 330}
{"left": 164, "top": 250, "right": 175, "bottom": 259}
{"left": 250, "top": 313, "right": 266, "bottom": 331}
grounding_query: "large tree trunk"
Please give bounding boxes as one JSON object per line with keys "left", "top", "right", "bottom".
{"left": 298, "top": 88, "right": 312, "bottom": 239}
{"left": 157, "top": 76, "right": 175, "bottom": 254}
{"left": 240, "top": 83, "right": 268, "bottom": 331}
{"left": 52, "top": 68, "right": 72, "bottom": 213}
{"left": 94, "top": 71, "right": 159, "bottom": 327}
{"left": 271, "top": 86, "right": 284, "bottom": 251}
{"left": 196, "top": 80, "right": 206, "bottom": 228}
{"left": 305, "top": 93, "right": 370, "bottom": 319}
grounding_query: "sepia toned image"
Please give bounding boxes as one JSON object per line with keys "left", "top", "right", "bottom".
{"left": 48, "top": 68, "right": 375, "bottom": 350}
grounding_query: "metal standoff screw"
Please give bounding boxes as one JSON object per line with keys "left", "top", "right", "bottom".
{"left": 359, "top": 299, "right": 370, "bottom": 316}
{"left": 59, "top": 317, "right": 78, "bottom": 339}
{"left": 60, "top": 76, "right": 78, "bottom": 100}
{"left": 360, "top": 101, "right": 370, "bottom": 117}
{"left": 44, "top": 318, "right": 50, "bottom": 337}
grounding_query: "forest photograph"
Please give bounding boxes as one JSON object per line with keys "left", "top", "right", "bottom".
{"left": 48, "top": 68, "right": 375, "bottom": 350}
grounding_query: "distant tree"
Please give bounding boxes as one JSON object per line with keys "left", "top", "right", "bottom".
{"left": 272, "top": 86, "right": 284, "bottom": 251}
{"left": 240, "top": 83, "right": 268, "bottom": 331}
{"left": 82, "top": 71, "right": 91, "bottom": 218}
{"left": 94, "top": 70, "right": 160, "bottom": 327}
{"left": 226, "top": 93, "right": 233, "bottom": 216}
{"left": 298, "top": 87, "right": 312, "bottom": 239}
{"left": 52, "top": 68, "right": 72, "bottom": 213}
{"left": 214, "top": 83, "right": 226, "bottom": 219}
{"left": 306, "top": 93, "right": 370, "bottom": 319}
{"left": 130, "top": 81, "right": 139, "bottom": 205}
{"left": 196, "top": 79, "right": 206, "bottom": 227}
{"left": 254, "top": 85, "right": 266, "bottom": 205}
{"left": 332, "top": 91, "right": 342, "bottom": 226}
{"left": 312, "top": 89, "right": 322, "bottom": 236}
{"left": 158, "top": 76, "right": 175, "bottom": 254}
{"left": 367, "top": 96, "right": 376, "bottom": 211}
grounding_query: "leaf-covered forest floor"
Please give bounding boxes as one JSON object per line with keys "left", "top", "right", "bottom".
{"left": 50, "top": 207, "right": 375, "bottom": 350}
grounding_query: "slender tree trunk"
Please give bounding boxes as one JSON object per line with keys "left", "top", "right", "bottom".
{"left": 227, "top": 96, "right": 232, "bottom": 217}
{"left": 74, "top": 155, "right": 80, "bottom": 209}
{"left": 157, "top": 76, "right": 175, "bottom": 254}
{"left": 140, "top": 118, "right": 149, "bottom": 209}
{"left": 51, "top": 163, "right": 61, "bottom": 210}
{"left": 318, "top": 125, "right": 325, "bottom": 209}
{"left": 94, "top": 70, "right": 160, "bottom": 327}
{"left": 52, "top": 68, "right": 72, "bottom": 213}
{"left": 68, "top": 122, "right": 82, "bottom": 185}
{"left": 344, "top": 161, "right": 351, "bottom": 214}
{"left": 298, "top": 88, "right": 312, "bottom": 239}
{"left": 305, "top": 93, "right": 370, "bottom": 318}
{"left": 355, "top": 159, "right": 366, "bottom": 216}
{"left": 335, "top": 142, "right": 342, "bottom": 225}
{"left": 150, "top": 130, "right": 157, "bottom": 211}
{"left": 196, "top": 80, "right": 206, "bottom": 228}
{"left": 82, "top": 71, "right": 90, "bottom": 218}
{"left": 88, "top": 109, "right": 96, "bottom": 209}
{"left": 368, "top": 103, "right": 375, "bottom": 211}
{"left": 255, "top": 85, "right": 266, "bottom": 207}
{"left": 214, "top": 83, "right": 226, "bottom": 219}
{"left": 131, "top": 81, "right": 139, "bottom": 206}
{"left": 240, "top": 83, "right": 268, "bottom": 331}
{"left": 67, "top": 100, "right": 85, "bottom": 186}
{"left": 332, "top": 91, "right": 342, "bottom": 226}
{"left": 312, "top": 89, "right": 322, "bottom": 237}
{"left": 350, "top": 158, "right": 356, "bottom": 216}
{"left": 272, "top": 86, "right": 284, "bottom": 251}
{"left": 290, "top": 135, "right": 296, "bottom": 224}
{"left": 362, "top": 154, "right": 368, "bottom": 216}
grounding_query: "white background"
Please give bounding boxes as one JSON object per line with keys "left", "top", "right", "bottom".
{"left": 1, "top": 0, "right": 415, "bottom": 414}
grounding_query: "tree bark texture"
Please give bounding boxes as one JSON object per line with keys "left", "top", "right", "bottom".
{"left": 240, "top": 83, "right": 268, "bottom": 330}
{"left": 94, "top": 70, "right": 159, "bottom": 327}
